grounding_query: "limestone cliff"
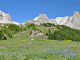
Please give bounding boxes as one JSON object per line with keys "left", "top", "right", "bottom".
{"left": 0, "top": 10, "right": 13, "bottom": 23}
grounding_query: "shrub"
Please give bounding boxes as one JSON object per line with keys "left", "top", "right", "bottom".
{"left": 55, "top": 25, "right": 60, "bottom": 29}
{"left": 46, "top": 32, "right": 48, "bottom": 36}
{"left": 32, "top": 26, "right": 37, "bottom": 31}
{"left": 2, "top": 36, "right": 7, "bottom": 40}
{"left": 23, "top": 27, "right": 26, "bottom": 31}
{"left": 6, "top": 31, "right": 12, "bottom": 38}
{"left": 48, "top": 28, "right": 51, "bottom": 33}
{"left": 29, "top": 30, "right": 32, "bottom": 35}
{"left": 27, "top": 23, "right": 35, "bottom": 28}
{"left": 39, "top": 23, "right": 55, "bottom": 27}
{"left": 4, "top": 28, "right": 12, "bottom": 38}
{"left": 12, "top": 31, "right": 16, "bottom": 34}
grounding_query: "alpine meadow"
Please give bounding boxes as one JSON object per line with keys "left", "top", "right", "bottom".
{"left": 0, "top": 0, "right": 80, "bottom": 60}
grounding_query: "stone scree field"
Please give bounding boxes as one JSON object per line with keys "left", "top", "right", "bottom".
{"left": 0, "top": 30, "right": 80, "bottom": 60}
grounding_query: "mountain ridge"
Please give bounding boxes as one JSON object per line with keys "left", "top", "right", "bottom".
{"left": 24, "top": 11, "right": 80, "bottom": 29}
{"left": 0, "top": 10, "right": 80, "bottom": 30}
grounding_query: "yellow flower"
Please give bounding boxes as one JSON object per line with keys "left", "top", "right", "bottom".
{"left": 54, "top": 55, "right": 55, "bottom": 56}
{"left": 22, "top": 40, "right": 25, "bottom": 41}
{"left": 67, "top": 40, "right": 72, "bottom": 41}
{"left": 64, "top": 40, "right": 72, "bottom": 41}
{"left": 46, "top": 40, "right": 51, "bottom": 41}
{"left": 17, "top": 51, "right": 19, "bottom": 52}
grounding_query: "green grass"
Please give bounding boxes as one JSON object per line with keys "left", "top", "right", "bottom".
{"left": 0, "top": 28, "right": 80, "bottom": 60}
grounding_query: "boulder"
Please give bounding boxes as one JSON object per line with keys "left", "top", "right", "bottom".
{"left": 31, "top": 30, "right": 44, "bottom": 37}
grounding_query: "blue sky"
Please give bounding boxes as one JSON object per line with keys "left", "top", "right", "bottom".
{"left": 0, "top": 0, "right": 80, "bottom": 23}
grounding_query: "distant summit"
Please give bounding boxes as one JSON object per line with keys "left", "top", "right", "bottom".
{"left": 0, "top": 10, "right": 13, "bottom": 23}
{"left": 34, "top": 14, "right": 49, "bottom": 24}
{"left": 23, "top": 14, "right": 49, "bottom": 25}
{"left": 50, "top": 11, "right": 80, "bottom": 29}
{"left": 0, "top": 10, "right": 19, "bottom": 25}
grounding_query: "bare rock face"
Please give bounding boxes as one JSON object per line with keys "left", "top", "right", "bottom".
{"left": 0, "top": 10, "right": 13, "bottom": 23}
{"left": 22, "top": 14, "right": 49, "bottom": 25}
{"left": 0, "top": 12, "right": 4, "bottom": 20}
{"left": 49, "top": 19, "right": 57, "bottom": 25}
{"left": 34, "top": 14, "right": 49, "bottom": 25}
{"left": 54, "top": 16, "right": 69, "bottom": 25}
{"left": 23, "top": 19, "right": 36, "bottom": 24}
{"left": 35, "top": 14, "right": 49, "bottom": 22}
{"left": 0, "top": 10, "right": 20, "bottom": 25}
{"left": 71, "top": 11, "right": 80, "bottom": 29}
{"left": 5, "top": 14, "right": 13, "bottom": 22}
{"left": 23, "top": 11, "right": 80, "bottom": 30}
{"left": 64, "top": 11, "right": 80, "bottom": 29}
{"left": 31, "top": 30, "right": 44, "bottom": 37}
{"left": 54, "top": 11, "right": 80, "bottom": 29}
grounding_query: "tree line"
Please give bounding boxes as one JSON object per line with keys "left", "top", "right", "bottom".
{"left": 47, "top": 25, "right": 80, "bottom": 41}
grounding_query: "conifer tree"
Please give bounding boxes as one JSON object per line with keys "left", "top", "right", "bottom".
{"left": 0, "top": 29, "right": 4, "bottom": 40}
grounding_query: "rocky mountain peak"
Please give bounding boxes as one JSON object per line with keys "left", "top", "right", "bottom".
{"left": 39, "top": 14, "right": 48, "bottom": 17}
{"left": 73, "top": 11, "right": 79, "bottom": 17}
{"left": 5, "top": 14, "right": 13, "bottom": 22}
{"left": 0, "top": 10, "right": 13, "bottom": 23}
{"left": 23, "top": 11, "right": 80, "bottom": 30}
{"left": 33, "top": 14, "right": 49, "bottom": 25}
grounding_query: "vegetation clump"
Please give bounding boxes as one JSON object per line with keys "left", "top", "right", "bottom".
{"left": 0, "top": 24, "right": 23, "bottom": 40}
{"left": 48, "top": 25, "right": 80, "bottom": 41}
{"left": 39, "top": 23, "right": 55, "bottom": 27}
{"left": 0, "top": 29, "right": 4, "bottom": 40}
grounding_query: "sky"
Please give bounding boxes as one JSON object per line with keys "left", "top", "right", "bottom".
{"left": 0, "top": 0, "right": 80, "bottom": 23}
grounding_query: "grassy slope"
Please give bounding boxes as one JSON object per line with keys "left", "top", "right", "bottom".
{"left": 0, "top": 27, "right": 80, "bottom": 60}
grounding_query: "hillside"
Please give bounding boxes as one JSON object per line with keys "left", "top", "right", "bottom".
{"left": 1, "top": 23, "right": 80, "bottom": 41}
{"left": 0, "top": 23, "right": 80, "bottom": 60}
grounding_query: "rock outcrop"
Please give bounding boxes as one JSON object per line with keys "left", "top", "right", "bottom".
{"left": 31, "top": 30, "right": 44, "bottom": 37}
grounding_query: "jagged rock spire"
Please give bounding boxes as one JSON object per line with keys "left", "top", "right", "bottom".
{"left": 0, "top": 10, "right": 13, "bottom": 23}
{"left": 73, "top": 11, "right": 79, "bottom": 17}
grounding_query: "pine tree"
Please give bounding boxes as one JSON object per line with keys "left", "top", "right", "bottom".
{"left": 0, "top": 29, "right": 4, "bottom": 40}
{"left": 48, "top": 28, "right": 51, "bottom": 33}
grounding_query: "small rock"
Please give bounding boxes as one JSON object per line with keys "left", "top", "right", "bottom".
{"left": 31, "top": 39, "right": 34, "bottom": 40}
